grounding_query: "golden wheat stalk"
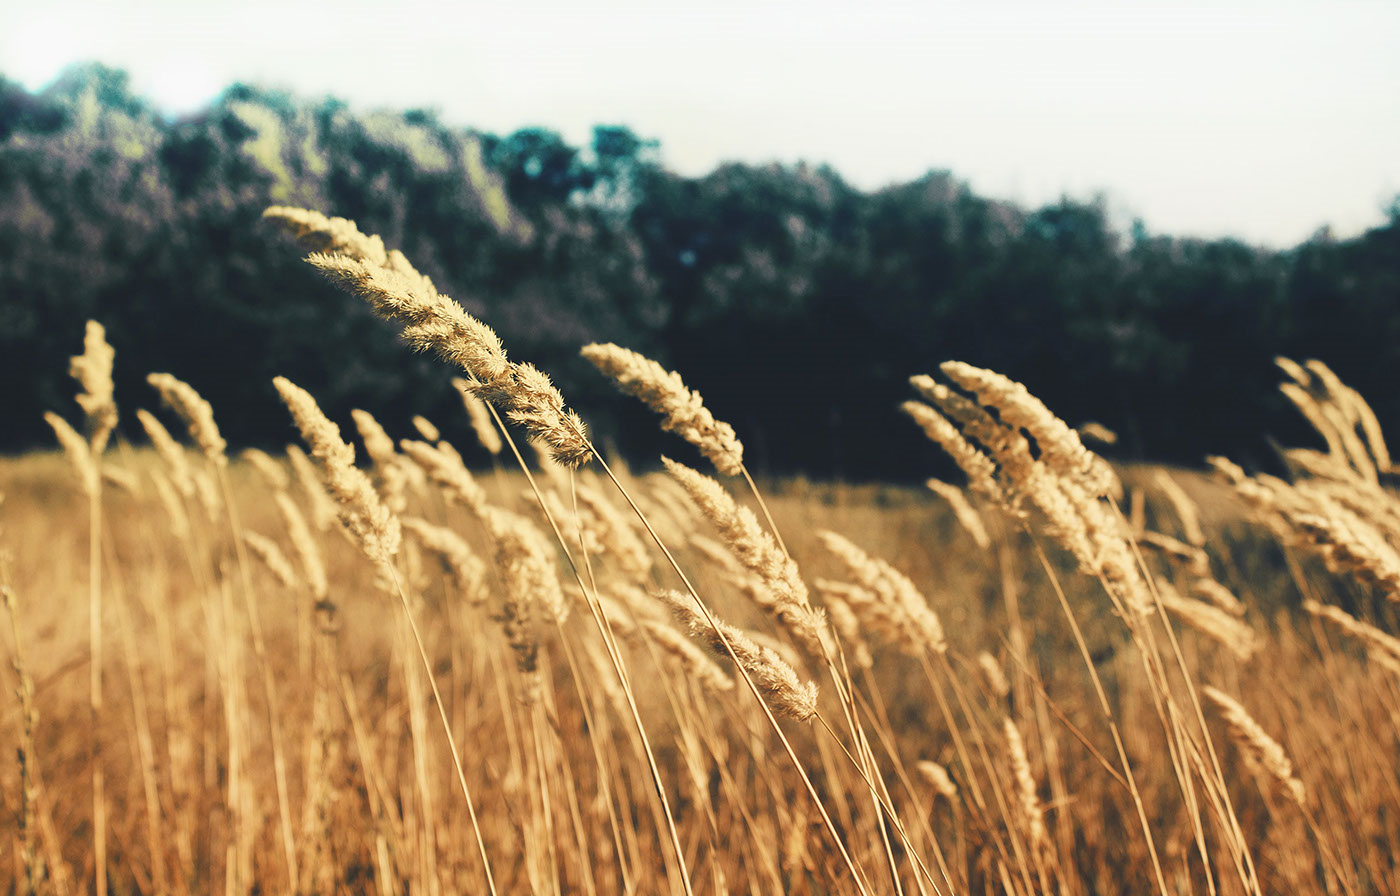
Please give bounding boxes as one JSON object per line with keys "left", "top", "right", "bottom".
{"left": 901, "top": 399, "right": 1001, "bottom": 500}
{"left": 1153, "top": 470, "right": 1206, "bottom": 548}
{"left": 1304, "top": 359, "right": 1390, "bottom": 472}
{"left": 1136, "top": 530, "right": 1210, "bottom": 576}
{"left": 638, "top": 619, "right": 737, "bottom": 695}
{"left": 912, "top": 371, "right": 1154, "bottom": 616}
{"left": 4, "top": 579, "right": 45, "bottom": 892}
{"left": 273, "top": 374, "right": 498, "bottom": 894}
{"left": 978, "top": 651, "right": 1011, "bottom": 698}
{"left": 285, "top": 443, "right": 339, "bottom": 532}
{"left": 482, "top": 507, "right": 568, "bottom": 702}
{"left": 275, "top": 492, "right": 328, "bottom": 600}
{"left": 916, "top": 760, "right": 958, "bottom": 801}
{"left": 812, "top": 582, "right": 875, "bottom": 669}
{"left": 1191, "top": 577, "right": 1246, "bottom": 617}
{"left": 411, "top": 415, "right": 440, "bottom": 442}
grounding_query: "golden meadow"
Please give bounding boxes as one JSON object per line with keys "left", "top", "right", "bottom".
{"left": 3, "top": 207, "right": 1399, "bottom": 895}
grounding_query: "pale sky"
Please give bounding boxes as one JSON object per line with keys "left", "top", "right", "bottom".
{"left": 4, "top": 0, "right": 1397, "bottom": 247}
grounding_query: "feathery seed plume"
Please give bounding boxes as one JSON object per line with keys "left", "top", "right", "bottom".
{"left": 913, "top": 369, "right": 1153, "bottom": 616}
{"left": 136, "top": 409, "right": 194, "bottom": 497}
{"left": 411, "top": 415, "right": 440, "bottom": 443}
{"left": 1003, "top": 717, "right": 1049, "bottom": 849}
{"left": 242, "top": 531, "right": 300, "bottom": 589}
{"left": 940, "top": 360, "right": 1119, "bottom": 498}
{"left": 925, "top": 478, "right": 992, "bottom": 549}
{"left": 351, "top": 410, "right": 409, "bottom": 514}
{"left": 1280, "top": 382, "right": 1347, "bottom": 465}
{"left": 902, "top": 399, "right": 1001, "bottom": 500}
{"left": 453, "top": 377, "right": 503, "bottom": 456}
{"left": 45, "top": 412, "right": 98, "bottom": 496}
{"left": 1077, "top": 421, "right": 1118, "bottom": 445}
{"left": 574, "top": 482, "right": 654, "bottom": 578}
{"left": 242, "top": 448, "right": 290, "bottom": 492}
{"left": 1304, "top": 600, "right": 1400, "bottom": 675}
{"left": 639, "top": 619, "right": 736, "bottom": 695}
{"left": 664, "top": 457, "right": 826, "bottom": 655}
{"left": 815, "top": 586, "right": 874, "bottom": 669}
{"left": 403, "top": 517, "right": 488, "bottom": 601}
{"left": 581, "top": 342, "right": 744, "bottom": 476}
{"left": 500, "top": 364, "right": 591, "bottom": 467}
{"left": 399, "top": 438, "right": 489, "bottom": 514}
{"left": 656, "top": 589, "right": 818, "bottom": 721}
{"left": 1203, "top": 686, "right": 1305, "bottom": 806}
{"left": 917, "top": 761, "right": 958, "bottom": 800}
{"left": 1274, "top": 356, "right": 1310, "bottom": 387}
{"left": 266, "top": 207, "right": 592, "bottom": 467}
{"left": 148, "top": 469, "right": 190, "bottom": 539}
{"left": 147, "top": 373, "right": 226, "bottom": 466}
{"left": 100, "top": 465, "right": 140, "bottom": 496}
{"left": 273, "top": 377, "right": 400, "bottom": 568}
{"left": 276, "top": 492, "right": 328, "bottom": 599}
{"left": 482, "top": 507, "right": 568, "bottom": 694}
{"left": 978, "top": 651, "right": 1011, "bottom": 698}
{"left": 1137, "top": 530, "right": 1211, "bottom": 577}
{"left": 1191, "top": 578, "right": 1246, "bottom": 617}
{"left": 1157, "top": 583, "right": 1258, "bottom": 661}
{"left": 286, "top": 444, "right": 339, "bottom": 532}
{"left": 69, "top": 320, "right": 117, "bottom": 454}
{"left": 263, "top": 206, "right": 390, "bottom": 263}
{"left": 1152, "top": 470, "right": 1206, "bottom": 548}
{"left": 816, "top": 530, "right": 947, "bottom": 656}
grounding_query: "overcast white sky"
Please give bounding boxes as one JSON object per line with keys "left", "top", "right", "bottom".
{"left": 4, "top": 0, "right": 1397, "bottom": 247}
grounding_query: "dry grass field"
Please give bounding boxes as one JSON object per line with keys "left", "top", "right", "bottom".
{"left": 4, "top": 208, "right": 1400, "bottom": 895}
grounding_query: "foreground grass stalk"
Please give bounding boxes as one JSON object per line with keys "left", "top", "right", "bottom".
{"left": 88, "top": 470, "right": 107, "bottom": 896}
{"left": 487, "top": 405, "right": 696, "bottom": 896}
{"left": 1027, "top": 538, "right": 1171, "bottom": 896}
{"left": 388, "top": 565, "right": 499, "bottom": 895}
{"left": 811, "top": 711, "right": 946, "bottom": 895}
{"left": 217, "top": 467, "right": 300, "bottom": 894}
{"left": 1127, "top": 527, "right": 1262, "bottom": 893}
{"left": 582, "top": 446, "right": 877, "bottom": 895}
{"left": 4, "top": 578, "right": 45, "bottom": 895}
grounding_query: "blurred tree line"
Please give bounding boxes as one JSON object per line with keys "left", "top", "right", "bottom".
{"left": 4, "top": 63, "right": 1398, "bottom": 478}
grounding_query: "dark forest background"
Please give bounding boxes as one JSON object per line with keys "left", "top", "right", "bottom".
{"left": 4, "top": 64, "right": 1398, "bottom": 479}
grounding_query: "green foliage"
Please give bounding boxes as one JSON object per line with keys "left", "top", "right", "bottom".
{"left": 3, "top": 65, "right": 1398, "bottom": 478}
